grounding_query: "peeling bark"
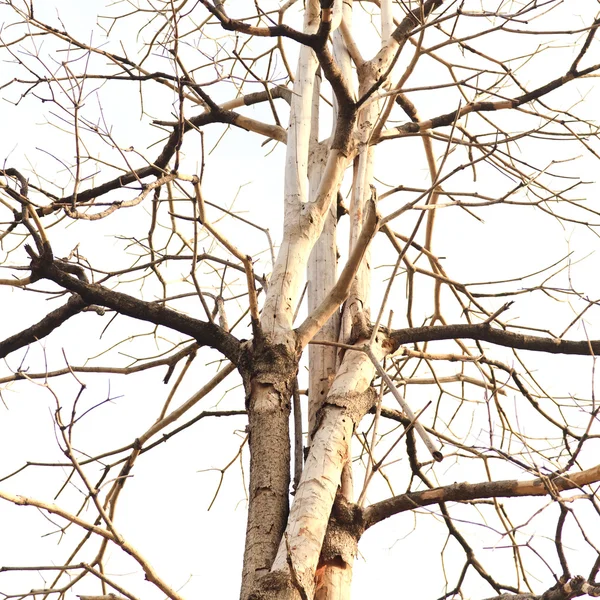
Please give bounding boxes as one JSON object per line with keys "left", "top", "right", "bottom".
{"left": 314, "top": 495, "right": 361, "bottom": 600}
{"left": 250, "top": 337, "right": 391, "bottom": 600}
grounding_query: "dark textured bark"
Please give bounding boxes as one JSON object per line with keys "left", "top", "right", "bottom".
{"left": 0, "top": 294, "right": 87, "bottom": 359}
{"left": 314, "top": 495, "right": 361, "bottom": 600}
{"left": 240, "top": 338, "right": 299, "bottom": 600}
{"left": 391, "top": 0, "right": 444, "bottom": 44}
{"left": 391, "top": 323, "right": 600, "bottom": 357}
{"left": 29, "top": 249, "right": 242, "bottom": 364}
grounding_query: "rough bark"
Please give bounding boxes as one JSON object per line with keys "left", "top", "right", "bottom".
{"left": 240, "top": 338, "right": 299, "bottom": 600}
{"left": 249, "top": 336, "right": 391, "bottom": 600}
{"left": 314, "top": 495, "right": 361, "bottom": 600}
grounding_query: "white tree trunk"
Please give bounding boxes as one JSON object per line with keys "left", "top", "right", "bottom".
{"left": 267, "top": 337, "right": 390, "bottom": 598}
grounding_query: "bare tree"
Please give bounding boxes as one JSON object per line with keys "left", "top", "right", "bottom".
{"left": 1, "top": 1, "right": 600, "bottom": 599}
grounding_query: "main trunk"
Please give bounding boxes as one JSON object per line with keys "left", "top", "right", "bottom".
{"left": 240, "top": 338, "right": 298, "bottom": 600}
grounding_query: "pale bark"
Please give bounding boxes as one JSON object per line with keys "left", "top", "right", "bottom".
{"left": 307, "top": 161, "right": 339, "bottom": 437}
{"left": 296, "top": 199, "right": 379, "bottom": 349}
{"left": 264, "top": 337, "right": 391, "bottom": 598}
{"left": 3, "top": 3, "right": 600, "bottom": 600}
{"left": 306, "top": 62, "right": 338, "bottom": 440}
{"left": 380, "top": 0, "right": 393, "bottom": 44}
{"left": 338, "top": 40, "right": 381, "bottom": 346}
{"left": 241, "top": 43, "right": 318, "bottom": 587}
{"left": 320, "top": 43, "right": 381, "bottom": 600}
{"left": 314, "top": 553, "right": 354, "bottom": 600}
{"left": 365, "top": 346, "right": 443, "bottom": 462}
{"left": 311, "top": 8, "right": 360, "bottom": 598}
{"left": 260, "top": 0, "right": 320, "bottom": 347}
{"left": 331, "top": 0, "right": 356, "bottom": 109}
{"left": 243, "top": 1, "right": 449, "bottom": 598}
{"left": 243, "top": 0, "right": 360, "bottom": 589}
{"left": 315, "top": 566, "right": 353, "bottom": 600}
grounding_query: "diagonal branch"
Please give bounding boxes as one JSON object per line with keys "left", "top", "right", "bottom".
{"left": 362, "top": 462, "right": 600, "bottom": 530}
{"left": 42, "top": 106, "right": 282, "bottom": 212}
{"left": 198, "top": 0, "right": 338, "bottom": 50}
{"left": 197, "top": 0, "right": 317, "bottom": 45}
{"left": 0, "top": 294, "right": 87, "bottom": 360}
{"left": 0, "top": 489, "right": 186, "bottom": 600}
{"left": 364, "top": 344, "right": 443, "bottom": 462}
{"left": 296, "top": 198, "right": 378, "bottom": 348}
{"left": 29, "top": 248, "right": 241, "bottom": 364}
{"left": 53, "top": 111, "right": 236, "bottom": 209}
{"left": 379, "top": 62, "right": 600, "bottom": 142}
{"left": 358, "top": 0, "right": 445, "bottom": 107}
{"left": 194, "top": 180, "right": 261, "bottom": 330}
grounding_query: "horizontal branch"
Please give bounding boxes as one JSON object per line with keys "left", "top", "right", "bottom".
{"left": 78, "top": 596, "right": 128, "bottom": 600}
{"left": 154, "top": 113, "right": 286, "bottom": 143}
{"left": 219, "top": 85, "right": 292, "bottom": 111}
{"left": 29, "top": 249, "right": 241, "bottom": 365}
{"left": 391, "top": 323, "right": 600, "bottom": 356}
{"left": 0, "top": 342, "right": 199, "bottom": 384}
{"left": 362, "top": 462, "right": 600, "bottom": 529}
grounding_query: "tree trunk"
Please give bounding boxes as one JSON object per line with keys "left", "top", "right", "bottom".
{"left": 250, "top": 336, "right": 391, "bottom": 600}
{"left": 240, "top": 337, "right": 298, "bottom": 600}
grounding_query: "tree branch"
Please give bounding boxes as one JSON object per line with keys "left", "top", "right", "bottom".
{"left": 0, "top": 294, "right": 87, "bottom": 360}
{"left": 29, "top": 248, "right": 241, "bottom": 364}
{"left": 482, "top": 576, "right": 600, "bottom": 600}
{"left": 296, "top": 198, "right": 378, "bottom": 348}
{"left": 198, "top": 0, "right": 338, "bottom": 49}
{"left": 0, "top": 489, "right": 186, "bottom": 600}
{"left": 362, "top": 462, "right": 600, "bottom": 530}
{"left": 380, "top": 62, "right": 600, "bottom": 141}
{"left": 49, "top": 102, "right": 283, "bottom": 211}
{"left": 391, "top": 323, "right": 600, "bottom": 357}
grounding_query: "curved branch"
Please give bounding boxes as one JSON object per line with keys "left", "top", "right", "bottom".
{"left": 379, "top": 61, "right": 600, "bottom": 141}
{"left": 197, "top": 0, "right": 317, "bottom": 45}
{"left": 0, "top": 489, "right": 186, "bottom": 600}
{"left": 30, "top": 250, "right": 241, "bottom": 364}
{"left": 53, "top": 111, "right": 234, "bottom": 208}
{"left": 48, "top": 104, "right": 281, "bottom": 211}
